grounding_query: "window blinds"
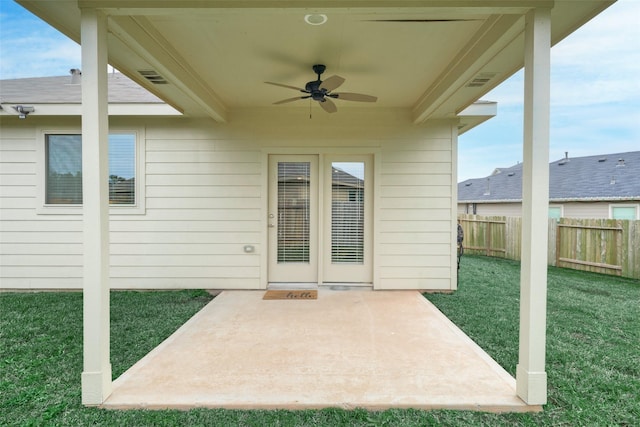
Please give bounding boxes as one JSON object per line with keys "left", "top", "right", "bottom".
{"left": 46, "top": 135, "right": 83, "bottom": 204}
{"left": 44, "top": 134, "right": 135, "bottom": 205}
{"left": 277, "top": 162, "right": 311, "bottom": 263}
{"left": 331, "top": 163, "right": 364, "bottom": 264}
{"left": 108, "top": 134, "right": 136, "bottom": 205}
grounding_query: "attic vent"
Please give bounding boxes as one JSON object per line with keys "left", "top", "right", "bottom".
{"left": 465, "top": 182, "right": 472, "bottom": 186}
{"left": 466, "top": 72, "right": 498, "bottom": 88}
{"left": 507, "top": 172, "right": 515, "bottom": 177}
{"left": 598, "top": 157, "right": 607, "bottom": 162}
{"left": 138, "top": 70, "right": 168, "bottom": 84}
{"left": 558, "top": 160, "right": 566, "bottom": 165}
{"left": 616, "top": 158, "right": 625, "bottom": 167}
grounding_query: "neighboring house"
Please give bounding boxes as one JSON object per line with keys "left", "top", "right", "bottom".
{"left": 0, "top": 0, "right": 616, "bottom": 406}
{"left": 458, "top": 151, "right": 640, "bottom": 219}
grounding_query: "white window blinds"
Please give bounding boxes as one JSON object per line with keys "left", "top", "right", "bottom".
{"left": 331, "top": 162, "right": 364, "bottom": 264}
{"left": 44, "top": 133, "right": 136, "bottom": 205}
{"left": 277, "top": 162, "right": 311, "bottom": 263}
{"left": 45, "top": 135, "right": 83, "bottom": 204}
{"left": 108, "top": 134, "right": 136, "bottom": 205}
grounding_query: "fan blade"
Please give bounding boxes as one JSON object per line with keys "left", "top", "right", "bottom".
{"left": 319, "top": 98, "right": 337, "bottom": 113}
{"left": 319, "top": 75, "right": 345, "bottom": 92}
{"left": 273, "top": 96, "right": 309, "bottom": 105}
{"left": 332, "top": 92, "right": 378, "bottom": 102}
{"left": 265, "top": 81, "right": 306, "bottom": 92}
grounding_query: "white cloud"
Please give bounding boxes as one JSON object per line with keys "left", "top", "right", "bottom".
{"left": 461, "top": 1, "right": 639, "bottom": 181}
{"left": 0, "top": 2, "right": 81, "bottom": 79}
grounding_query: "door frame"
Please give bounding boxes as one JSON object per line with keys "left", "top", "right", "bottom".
{"left": 322, "top": 154, "right": 374, "bottom": 283}
{"left": 265, "top": 151, "right": 377, "bottom": 287}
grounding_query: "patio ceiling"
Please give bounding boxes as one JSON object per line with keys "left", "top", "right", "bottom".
{"left": 18, "top": 1, "right": 614, "bottom": 123}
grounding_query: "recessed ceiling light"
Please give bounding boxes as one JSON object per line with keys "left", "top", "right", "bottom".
{"left": 304, "top": 14, "right": 327, "bottom": 25}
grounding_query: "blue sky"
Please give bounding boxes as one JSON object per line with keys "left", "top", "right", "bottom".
{"left": 1, "top": 0, "right": 638, "bottom": 181}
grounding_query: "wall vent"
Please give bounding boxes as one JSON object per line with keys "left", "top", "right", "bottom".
{"left": 466, "top": 72, "right": 498, "bottom": 88}
{"left": 138, "top": 70, "right": 168, "bottom": 84}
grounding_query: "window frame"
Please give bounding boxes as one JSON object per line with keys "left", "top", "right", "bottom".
{"left": 609, "top": 204, "right": 639, "bottom": 220}
{"left": 36, "top": 128, "right": 146, "bottom": 215}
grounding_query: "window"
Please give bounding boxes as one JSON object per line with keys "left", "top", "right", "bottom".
{"left": 40, "top": 131, "right": 143, "bottom": 214}
{"left": 108, "top": 134, "right": 136, "bottom": 205}
{"left": 45, "top": 135, "right": 83, "bottom": 204}
{"left": 610, "top": 205, "right": 638, "bottom": 220}
{"left": 548, "top": 206, "right": 562, "bottom": 219}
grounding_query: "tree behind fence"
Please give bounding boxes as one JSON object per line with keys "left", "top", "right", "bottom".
{"left": 458, "top": 214, "right": 640, "bottom": 280}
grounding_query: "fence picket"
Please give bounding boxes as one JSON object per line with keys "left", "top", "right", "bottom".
{"left": 458, "top": 214, "right": 639, "bottom": 280}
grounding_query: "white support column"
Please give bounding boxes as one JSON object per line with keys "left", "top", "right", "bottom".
{"left": 80, "top": 8, "right": 112, "bottom": 405}
{"left": 516, "top": 7, "right": 551, "bottom": 406}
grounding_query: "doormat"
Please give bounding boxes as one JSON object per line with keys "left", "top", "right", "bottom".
{"left": 263, "top": 289, "right": 318, "bottom": 300}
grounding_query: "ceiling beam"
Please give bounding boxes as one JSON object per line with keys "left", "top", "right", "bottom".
{"left": 79, "top": 0, "right": 555, "bottom": 12}
{"left": 109, "top": 16, "right": 228, "bottom": 122}
{"left": 411, "top": 13, "right": 523, "bottom": 124}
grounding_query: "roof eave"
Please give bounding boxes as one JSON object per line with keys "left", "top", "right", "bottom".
{"left": 457, "top": 101, "right": 497, "bottom": 135}
{"left": 0, "top": 103, "right": 182, "bottom": 117}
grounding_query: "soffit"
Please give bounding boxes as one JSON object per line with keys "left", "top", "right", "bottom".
{"left": 17, "top": 1, "right": 615, "bottom": 122}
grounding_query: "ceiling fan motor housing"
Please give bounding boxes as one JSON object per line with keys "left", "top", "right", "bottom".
{"left": 305, "top": 80, "right": 327, "bottom": 100}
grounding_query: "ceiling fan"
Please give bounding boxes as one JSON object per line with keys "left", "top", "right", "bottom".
{"left": 265, "top": 64, "right": 377, "bottom": 113}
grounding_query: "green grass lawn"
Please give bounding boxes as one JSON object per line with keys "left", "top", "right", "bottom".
{"left": 1, "top": 256, "right": 638, "bottom": 426}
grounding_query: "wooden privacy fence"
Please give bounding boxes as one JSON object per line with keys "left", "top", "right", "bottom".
{"left": 458, "top": 214, "right": 640, "bottom": 280}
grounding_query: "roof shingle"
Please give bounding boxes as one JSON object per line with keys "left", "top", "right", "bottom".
{"left": 458, "top": 151, "right": 640, "bottom": 202}
{"left": 0, "top": 73, "right": 163, "bottom": 104}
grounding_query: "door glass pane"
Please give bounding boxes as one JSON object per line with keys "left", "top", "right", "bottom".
{"left": 332, "top": 162, "right": 364, "bottom": 264}
{"left": 278, "top": 162, "right": 310, "bottom": 263}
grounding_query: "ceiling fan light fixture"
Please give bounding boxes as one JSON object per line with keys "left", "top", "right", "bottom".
{"left": 304, "top": 14, "right": 327, "bottom": 25}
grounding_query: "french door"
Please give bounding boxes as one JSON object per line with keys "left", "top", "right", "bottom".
{"left": 322, "top": 155, "right": 373, "bottom": 283}
{"left": 268, "top": 154, "right": 372, "bottom": 284}
{"left": 268, "top": 155, "right": 318, "bottom": 283}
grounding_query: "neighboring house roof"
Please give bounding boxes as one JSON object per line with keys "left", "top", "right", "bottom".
{"left": 0, "top": 72, "right": 163, "bottom": 104}
{"left": 458, "top": 151, "right": 640, "bottom": 203}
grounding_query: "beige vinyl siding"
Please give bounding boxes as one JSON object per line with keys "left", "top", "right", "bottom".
{"left": 111, "top": 121, "right": 262, "bottom": 289}
{"left": 563, "top": 201, "right": 625, "bottom": 219}
{"left": 1, "top": 112, "right": 457, "bottom": 290}
{"left": 456, "top": 201, "right": 640, "bottom": 219}
{"left": 378, "top": 129, "right": 454, "bottom": 290}
{"left": 0, "top": 125, "right": 81, "bottom": 288}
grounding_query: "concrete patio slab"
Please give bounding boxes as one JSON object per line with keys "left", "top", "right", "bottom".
{"left": 103, "top": 290, "right": 541, "bottom": 412}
